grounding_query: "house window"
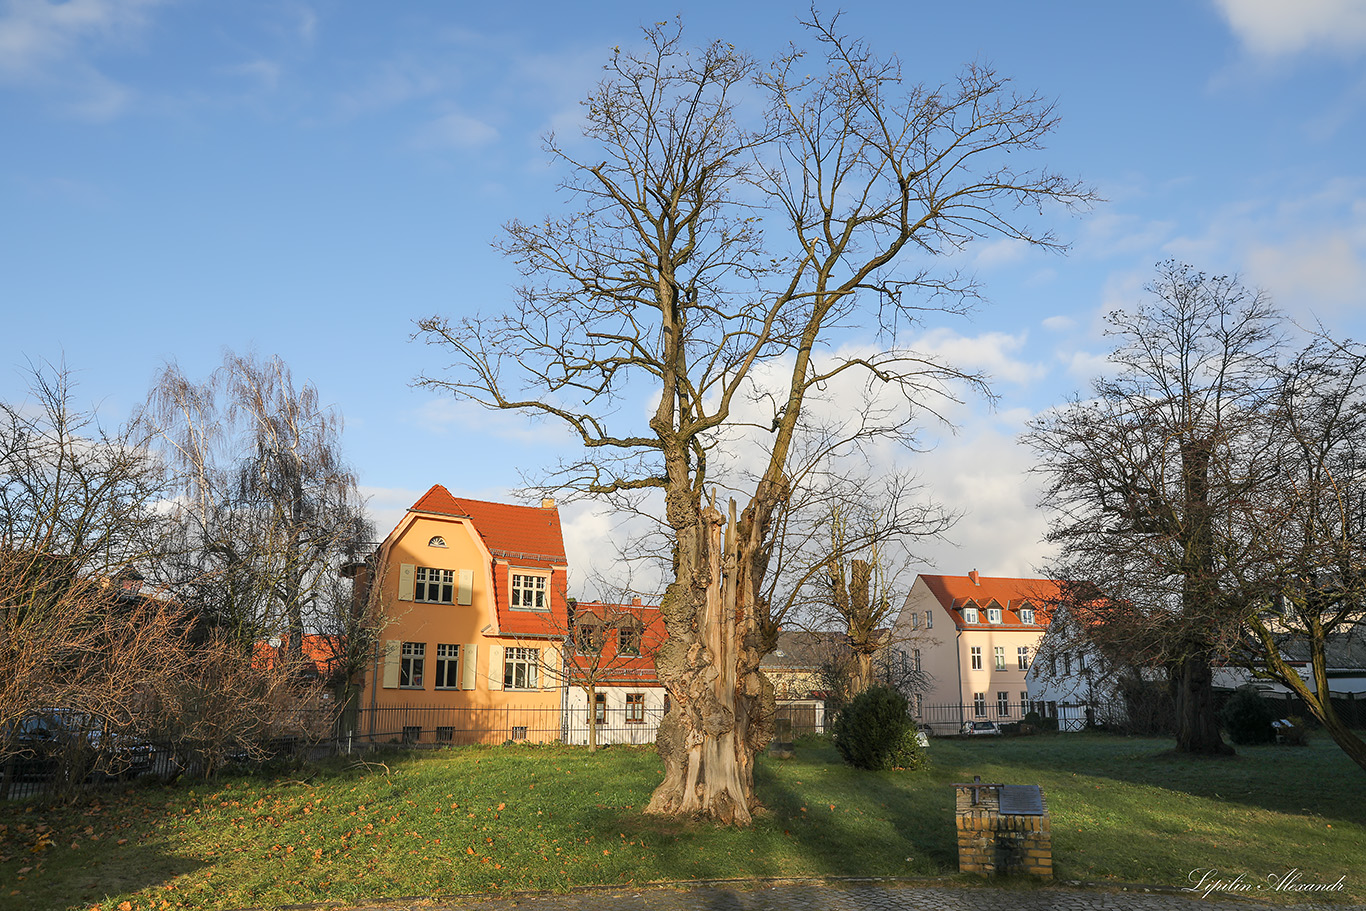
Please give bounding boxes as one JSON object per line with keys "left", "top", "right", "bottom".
{"left": 1018, "top": 646, "right": 1030, "bottom": 670}
{"left": 1050, "top": 655, "right": 1058, "bottom": 676}
{"left": 911, "top": 613, "right": 919, "bottom": 630}
{"left": 436, "top": 726, "right": 454, "bottom": 743}
{"left": 575, "top": 623, "right": 602, "bottom": 655}
{"left": 925, "top": 610, "right": 932, "bottom": 629}
{"left": 998, "top": 691, "right": 1010, "bottom": 716}
{"left": 434, "top": 644, "right": 460, "bottom": 689}
{"left": 987, "top": 607, "right": 1001, "bottom": 624}
{"left": 1063, "top": 653, "right": 1072, "bottom": 675}
{"left": 962, "top": 608, "right": 978, "bottom": 624}
{"left": 504, "top": 647, "right": 540, "bottom": 690}
{"left": 1079, "top": 653, "right": 1089, "bottom": 671}
{"left": 511, "top": 573, "right": 548, "bottom": 610}
{"left": 400, "top": 642, "right": 425, "bottom": 688}
{"left": 994, "top": 646, "right": 1006, "bottom": 670}
{"left": 414, "top": 567, "right": 454, "bottom": 603}
{"left": 1021, "top": 691, "right": 1028, "bottom": 707}
{"left": 618, "top": 624, "right": 641, "bottom": 657}
{"left": 428, "top": 536, "right": 447, "bottom": 548}
{"left": 912, "top": 648, "right": 921, "bottom": 673}
{"left": 510, "top": 725, "right": 528, "bottom": 740}
{"left": 626, "top": 692, "right": 645, "bottom": 723}
{"left": 974, "top": 692, "right": 986, "bottom": 717}
{"left": 912, "top": 693, "right": 922, "bottom": 716}
{"left": 1019, "top": 607, "right": 1034, "bottom": 624}
{"left": 593, "top": 693, "right": 607, "bottom": 724}
{"left": 970, "top": 646, "right": 982, "bottom": 670}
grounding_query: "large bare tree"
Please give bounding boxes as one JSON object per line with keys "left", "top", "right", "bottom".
{"left": 148, "top": 352, "right": 372, "bottom": 666}
{"left": 1235, "top": 336, "right": 1366, "bottom": 769}
{"left": 418, "top": 17, "right": 1091, "bottom": 822}
{"left": 1025, "top": 262, "right": 1282, "bottom": 755}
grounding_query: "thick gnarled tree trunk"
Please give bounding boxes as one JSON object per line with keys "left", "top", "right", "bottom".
{"left": 646, "top": 497, "right": 774, "bottom": 825}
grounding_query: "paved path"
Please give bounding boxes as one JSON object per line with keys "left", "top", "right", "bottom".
{"left": 336, "top": 879, "right": 1364, "bottom": 911}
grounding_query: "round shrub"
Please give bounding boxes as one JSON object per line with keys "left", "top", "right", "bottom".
{"left": 831, "top": 685, "right": 916, "bottom": 771}
{"left": 887, "top": 726, "right": 930, "bottom": 771}
{"left": 1220, "top": 685, "right": 1275, "bottom": 744}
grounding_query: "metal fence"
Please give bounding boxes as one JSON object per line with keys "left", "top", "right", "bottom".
{"left": 918, "top": 700, "right": 1130, "bottom": 734}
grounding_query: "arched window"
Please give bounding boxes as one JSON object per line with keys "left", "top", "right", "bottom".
{"left": 428, "top": 536, "right": 447, "bottom": 548}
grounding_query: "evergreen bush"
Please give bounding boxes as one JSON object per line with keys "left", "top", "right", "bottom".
{"left": 1221, "top": 686, "right": 1275, "bottom": 744}
{"left": 831, "top": 685, "right": 917, "bottom": 771}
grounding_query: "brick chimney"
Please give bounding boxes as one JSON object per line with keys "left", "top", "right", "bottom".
{"left": 541, "top": 498, "right": 556, "bottom": 509}
{"left": 969, "top": 569, "right": 980, "bottom": 586}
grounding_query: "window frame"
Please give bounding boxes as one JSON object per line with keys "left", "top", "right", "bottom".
{"left": 617, "top": 623, "right": 642, "bottom": 657}
{"left": 434, "top": 643, "right": 460, "bottom": 690}
{"left": 503, "top": 646, "right": 540, "bottom": 690}
{"left": 997, "top": 691, "right": 1010, "bottom": 716}
{"left": 413, "top": 566, "right": 454, "bottom": 604}
{"left": 1017, "top": 646, "right": 1030, "bottom": 670}
{"left": 987, "top": 607, "right": 1001, "bottom": 624}
{"left": 625, "top": 692, "right": 645, "bottom": 723}
{"left": 400, "top": 642, "right": 425, "bottom": 689}
{"left": 510, "top": 571, "right": 550, "bottom": 611}
{"left": 1019, "top": 606, "right": 1035, "bottom": 624}
{"left": 973, "top": 692, "right": 986, "bottom": 717}
{"left": 962, "top": 607, "right": 978, "bottom": 624}
{"left": 970, "top": 646, "right": 982, "bottom": 670}
{"left": 994, "top": 646, "right": 1006, "bottom": 670}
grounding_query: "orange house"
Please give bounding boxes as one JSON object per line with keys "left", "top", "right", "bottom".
{"left": 356, "top": 485, "right": 570, "bottom": 744}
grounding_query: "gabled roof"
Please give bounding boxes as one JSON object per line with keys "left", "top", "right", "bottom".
{"left": 409, "top": 484, "right": 566, "bottom": 568}
{"left": 918, "top": 573, "right": 1059, "bottom": 629}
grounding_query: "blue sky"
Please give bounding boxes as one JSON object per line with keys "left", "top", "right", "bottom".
{"left": 4, "top": 0, "right": 1366, "bottom": 597}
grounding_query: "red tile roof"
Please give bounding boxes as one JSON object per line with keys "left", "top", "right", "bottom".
{"left": 565, "top": 600, "right": 664, "bottom": 685}
{"left": 407, "top": 485, "right": 570, "bottom": 638}
{"left": 410, "top": 485, "right": 566, "bottom": 567}
{"left": 919, "top": 573, "right": 1060, "bottom": 629}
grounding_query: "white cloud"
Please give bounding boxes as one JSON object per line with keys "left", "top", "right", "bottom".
{"left": 912, "top": 328, "right": 1048, "bottom": 387}
{"left": 1214, "top": 0, "right": 1366, "bottom": 58}
{"left": 1041, "top": 315, "right": 1076, "bottom": 332}
{"left": 0, "top": 0, "right": 167, "bottom": 119}
{"left": 222, "top": 58, "right": 282, "bottom": 92}
{"left": 413, "top": 110, "right": 499, "bottom": 150}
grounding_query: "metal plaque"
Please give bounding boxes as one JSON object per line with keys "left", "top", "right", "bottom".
{"left": 999, "top": 784, "right": 1044, "bottom": 816}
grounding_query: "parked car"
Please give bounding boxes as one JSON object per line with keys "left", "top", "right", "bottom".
{"left": 960, "top": 720, "right": 1001, "bottom": 736}
{"left": 6, "top": 711, "right": 153, "bottom": 782}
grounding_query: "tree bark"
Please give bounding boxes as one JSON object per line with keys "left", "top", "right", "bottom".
{"left": 646, "top": 497, "right": 773, "bottom": 825}
{"left": 1171, "top": 653, "right": 1232, "bottom": 754}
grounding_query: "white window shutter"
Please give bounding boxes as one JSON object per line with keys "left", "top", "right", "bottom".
{"left": 397, "top": 563, "right": 415, "bottom": 602}
{"left": 461, "top": 643, "right": 478, "bottom": 690}
{"left": 541, "top": 645, "right": 560, "bottom": 691}
{"left": 381, "top": 639, "right": 400, "bottom": 689}
{"left": 457, "top": 569, "right": 473, "bottom": 605}
{"left": 487, "top": 644, "right": 503, "bottom": 690}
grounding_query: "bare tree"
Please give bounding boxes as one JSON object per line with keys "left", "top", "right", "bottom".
{"left": 0, "top": 365, "right": 177, "bottom": 783}
{"left": 1025, "top": 262, "right": 1282, "bottom": 755}
{"left": 1235, "top": 336, "right": 1366, "bottom": 769}
{"left": 148, "top": 352, "right": 372, "bottom": 658}
{"left": 767, "top": 469, "right": 946, "bottom": 698}
{"left": 418, "top": 17, "right": 1091, "bottom": 822}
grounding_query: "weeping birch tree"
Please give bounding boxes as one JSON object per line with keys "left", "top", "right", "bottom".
{"left": 418, "top": 16, "right": 1091, "bottom": 823}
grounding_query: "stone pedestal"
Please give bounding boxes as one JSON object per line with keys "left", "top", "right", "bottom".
{"left": 954, "top": 780, "right": 1052, "bottom": 879}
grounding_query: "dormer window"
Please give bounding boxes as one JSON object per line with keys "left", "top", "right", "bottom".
{"left": 1019, "top": 607, "right": 1035, "bottom": 624}
{"left": 428, "top": 536, "right": 447, "bottom": 548}
{"left": 962, "top": 607, "right": 978, "bottom": 624}
{"left": 511, "top": 571, "right": 549, "bottom": 610}
{"left": 987, "top": 607, "right": 1001, "bottom": 624}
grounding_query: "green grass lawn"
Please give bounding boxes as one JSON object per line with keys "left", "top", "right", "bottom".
{"left": 2, "top": 733, "right": 1363, "bottom": 910}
